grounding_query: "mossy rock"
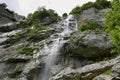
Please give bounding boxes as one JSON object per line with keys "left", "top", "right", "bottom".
{"left": 57, "top": 73, "right": 83, "bottom": 80}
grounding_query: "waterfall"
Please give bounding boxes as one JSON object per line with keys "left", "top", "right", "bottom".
{"left": 40, "top": 15, "right": 77, "bottom": 80}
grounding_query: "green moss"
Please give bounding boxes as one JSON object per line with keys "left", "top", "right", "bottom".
{"left": 87, "top": 60, "right": 95, "bottom": 65}
{"left": 103, "top": 69, "right": 111, "bottom": 75}
{"left": 58, "top": 73, "right": 83, "bottom": 80}
{"left": 78, "top": 20, "right": 103, "bottom": 32}
{"left": 19, "top": 47, "right": 38, "bottom": 56}
{"left": 5, "top": 78, "right": 18, "bottom": 80}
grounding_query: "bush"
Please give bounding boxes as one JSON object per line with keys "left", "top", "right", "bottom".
{"left": 70, "top": 0, "right": 111, "bottom": 15}
{"left": 70, "top": 6, "right": 82, "bottom": 15}
{"left": 62, "top": 13, "right": 68, "bottom": 18}
{"left": 78, "top": 20, "right": 103, "bottom": 32}
{"left": 27, "top": 7, "right": 60, "bottom": 25}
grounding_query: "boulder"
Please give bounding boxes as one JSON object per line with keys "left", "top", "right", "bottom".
{"left": 61, "top": 31, "right": 114, "bottom": 60}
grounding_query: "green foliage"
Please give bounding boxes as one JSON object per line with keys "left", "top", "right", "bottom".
{"left": 70, "top": 6, "right": 82, "bottom": 15}
{"left": 78, "top": 20, "right": 103, "bottom": 32}
{"left": 26, "top": 25, "right": 55, "bottom": 42}
{"left": 27, "top": 7, "right": 60, "bottom": 25}
{"left": 87, "top": 60, "right": 95, "bottom": 65}
{"left": 104, "top": 0, "right": 120, "bottom": 54}
{"left": 95, "top": 0, "right": 111, "bottom": 9}
{"left": 70, "top": 0, "right": 111, "bottom": 15}
{"left": 62, "top": 13, "right": 68, "bottom": 18}
{"left": 5, "top": 78, "right": 18, "bottom": 80}
{"left": 81, "top": 2, "right": 95, "bottom": 11}
{"left": 103, "top": 69, "right": 111, "bottom": 75}
{"left": 59, "top": 73, "right": 83, "bottom": 80}
{"left": 19, "top": 47, "right": 37, "bottom": 55}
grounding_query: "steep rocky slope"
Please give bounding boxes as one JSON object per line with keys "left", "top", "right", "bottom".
{"left": 0, "top": 5, "right": 120, "bottom": 80}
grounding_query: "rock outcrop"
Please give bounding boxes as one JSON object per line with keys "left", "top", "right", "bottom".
{"left": 51, "top": 55, "right": 120, "bottom": 80}
{"left": 61, "top": 31, "right": 114, "bottom": 61}
{"left": 0, "top": 3, "right": 24, "bottom": 24}
{"left": 112, "top": 63, "right": 120, "bottom": 80}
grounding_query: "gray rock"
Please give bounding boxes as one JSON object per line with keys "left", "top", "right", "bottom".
{"left": 61, "top": 31, "right": 114, "bottom": 60}
{"left": 93, "top": 75, "right": 112, "bottom": 80}
{"left": 80, "top": 8, "right": 109, "bottom": 23}
{"left": 112, "top": 63, "right": 120, "bottom": 80}
{"left": 51, "top": 56, "right": 120, "bottom": 80}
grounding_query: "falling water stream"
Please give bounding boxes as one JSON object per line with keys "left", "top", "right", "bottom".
{"left": 40, "top": 15, "right": 77, "bottom": 80}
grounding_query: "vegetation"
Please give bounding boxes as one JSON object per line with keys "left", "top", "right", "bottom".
{"left": 70, "top": 0, "right": 111, "bottom": 15}
{"left": 19, "top": 47, "right": 38, "bottom": 55}
{"left": 0, "top": 3, "right": 7, "bottom": 8}
{"left": 5, "top": 78, "right": 18, "bottom": 80}
{"left": 103, "top": 69, "right": 111, "bottom": 75}
{"left": 27, "top": 7, "right": 60, "bottom": 25}
{"left": 1, "top": 25, "right": 55, "bottom": 48}
{"left": 104, "top": 0, "right": 120, "bottom": 54}
{"left": 62, "top": 13, "right": 68, "bottom": 18}
{"left": 58, "top": 73, "right": 83, "bottom": 80}
{"left": 78, "top": 20, "right": 103, "bottom": 32}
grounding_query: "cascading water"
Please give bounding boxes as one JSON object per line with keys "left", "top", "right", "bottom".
{"left": 40, "top": 15, "right": 77, "bottom": 80}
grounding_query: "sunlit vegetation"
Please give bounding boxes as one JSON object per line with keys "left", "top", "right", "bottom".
{"left": 78, "top": 20, "right": 103, "bottom": 32}
{"left": 70, "top": 0, "right": 111, "bottom": 15}
{"left": 104, "top": 0, "right": 120, "bottom": 54}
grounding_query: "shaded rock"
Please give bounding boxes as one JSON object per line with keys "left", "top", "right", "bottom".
{"left": 0, "top": 30, "right": 22, "bottom": 44}
{"left": 61, "top": 31, "right": 114, "bottom": 60}
{"left": 5, "top": 54, "right": 31, "bottom": 63}
{"left": 0, "top": 3, "right": 24, "bottom": 24}
{"left": 51, "top": 56, "right": 120, "bottom": 80}
{"left": 0, "top": 22, "right": 27, "bottom": 32}
{"left": 112, "top": 63, "right": 120, "bottom": 80}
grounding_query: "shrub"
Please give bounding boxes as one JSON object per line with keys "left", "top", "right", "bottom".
{"left": 70, "top": 0, "right": 111, "bottom": 15}
{"left": 27, "top": 7, "right": 60, "bottom": 25}
{"left": 62, "top": 13, "right": 68, "bottom": 18}
{"left": 78, "top": 20, "right": 103, "bottom": 32}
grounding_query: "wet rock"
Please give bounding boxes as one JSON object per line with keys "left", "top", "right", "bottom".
{"left": 112, "top": 63, "right": 120, "bottom": 80}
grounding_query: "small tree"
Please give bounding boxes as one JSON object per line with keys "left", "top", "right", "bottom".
{"left": 62, "top": 13, "right": 68, "bottom": 18}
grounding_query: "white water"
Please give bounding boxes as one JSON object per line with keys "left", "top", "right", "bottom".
{"left": 40, "top": 15, "right": 77, "bottom": 80}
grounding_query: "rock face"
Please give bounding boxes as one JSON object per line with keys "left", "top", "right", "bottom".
{"left": 0, "top": 6, "right": 119, "bottom": 80}
{"left": 112, "top": 63, "right": 120, "bottom": 80}
{"left": 78, "top": 8, "right": 109, "bottom": 26}
{"left": 51, "top": 56, "right": 120, "bottom": 80}
{"left": 0, "top": 3, "right": 24, "bottom": 24}
{"left": 61, "top": 31, "right": 114, "bottom": 61}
